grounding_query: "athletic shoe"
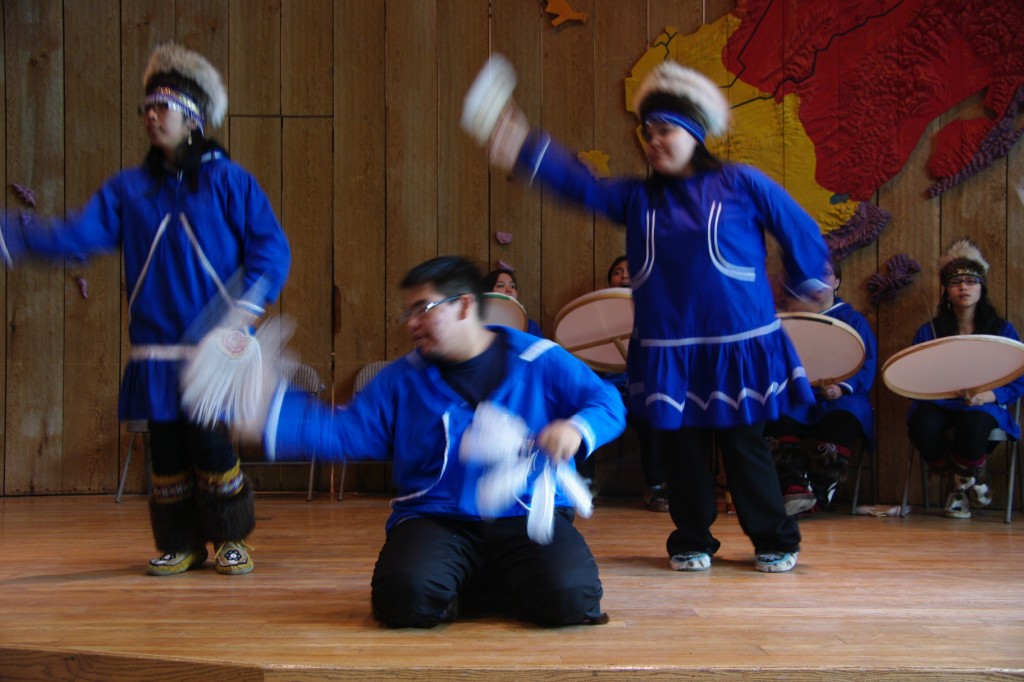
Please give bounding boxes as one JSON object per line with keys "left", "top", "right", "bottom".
{"left": 669, "top": 551, "right": 711, "bottom": 571}
{"left": 147, "top": 547, "right": 208, "bottom": 576}
{"left": 952, "top": 474, "right": 975, "bottom": 491}
{"left": 755, "top": 551, "right": 798, "bottom": 573}
{"left": 214, "top": 540, "right": 254, "bottom": 575}
{"left": 944, "top": 491, "right": 971, "bottom": 519}
{"left": 970, "top": 466, "right": 992, "bottom": 506}
{"left": 782, "top": 485, "right": 817, "bottom": 516}
{"left": 644, "top": 485, "right": 670, "bottom": 513}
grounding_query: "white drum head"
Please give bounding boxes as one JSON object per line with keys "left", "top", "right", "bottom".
{"left": 882, "top": 334, "right": 1024, "bottom": 400}
{"left": 482, "top": 293, "right": 528, "bottom": 332}
{"left": 554, "top": 288, "right": 633, "bottom": 372}
{"left": 778, "top": 312, "right": 866, "bottom": 385}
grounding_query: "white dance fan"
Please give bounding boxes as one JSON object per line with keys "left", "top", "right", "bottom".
{"left": 461, "top": 53, "right": 517, "bottom": 145}
{"left": 182, "top": 311, "right": 294, "bottom": 429}
{"left": 460, "top": 401, "right": 532, "bottom": 465}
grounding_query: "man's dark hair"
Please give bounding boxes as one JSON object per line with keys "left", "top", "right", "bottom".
{"left": 401, "top": 256, "right": 485, "bottom": 316}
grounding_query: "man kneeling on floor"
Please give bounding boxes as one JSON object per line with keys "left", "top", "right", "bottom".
{"left": 206, "top": 256, "right": 624, "bottom": 628}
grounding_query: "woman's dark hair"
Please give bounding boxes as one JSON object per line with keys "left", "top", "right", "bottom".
{"left": 482, "top": 268, "right": 518, "bottom": 293}
{"left": 607, "top": 255, "right": 628, "bottom": 285}
{"left": 144, "top": 133, "right": 228, "bottom": 193}
{"left": 931, "top": 282, "right": 1003, "bottom": 337}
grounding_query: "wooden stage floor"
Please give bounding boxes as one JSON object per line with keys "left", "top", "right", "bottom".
{"left": 0, "top": 493, "right": 1022, "bottom": 681}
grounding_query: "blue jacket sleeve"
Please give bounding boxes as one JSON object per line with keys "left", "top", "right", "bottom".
{"left": 739, "top": 166, "right": 829, "bottom": 297}
{"left": 837, "top": 309, "right": 877, "bottom": 396}
{"left": 233, "top": 169, "right": 291, "bottom": 312}
{"left": 516, "top": 131, "right": 638, "bottom": 226}
{"left": 993, "top": 322, "right": 1024, "bottom": 406}
{"left": 537, "top": 344, "right": 626, "bottom": 457}
{"left": 1, "top": 177, "right": 125, "bottom": 264}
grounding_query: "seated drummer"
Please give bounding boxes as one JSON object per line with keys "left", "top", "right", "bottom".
{"left": 766, "top": 257, "right": 877, "bottom": 516}
{"left": 907, "top": 239, "right": 1024, "bottom": 519}
{"left": 483, "top": 267, "right": 543, "bottom": 337}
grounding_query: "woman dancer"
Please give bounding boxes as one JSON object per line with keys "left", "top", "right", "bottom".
{"left": 470, "top": 57, "right": 829, "bottom": 572}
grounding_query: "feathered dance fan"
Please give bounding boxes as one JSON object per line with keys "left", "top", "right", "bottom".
{"left": 460, "top": 401, "right": 593, "bottom": 544}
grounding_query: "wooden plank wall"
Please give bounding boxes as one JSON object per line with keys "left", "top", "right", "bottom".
{"left": 0, "top": 1, "right": 1020, "bottom": 506}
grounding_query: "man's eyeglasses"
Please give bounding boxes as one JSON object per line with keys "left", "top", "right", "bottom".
{"left": 946, "top": 275, "right": 982, "bottom": 287}
{"left": 399, "top": 294, "right": 463, "bottom": 322}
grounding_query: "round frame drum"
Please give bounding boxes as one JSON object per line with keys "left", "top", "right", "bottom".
{"left": 553, "top": 288, "right": 633, "bottom": 373}
{"left": 882, "top": 334, "right": 1024, "bottom": 400}
{"left": 482, "top": 293, "right": 528, "bottom": 332}
{"left": 778, "top": 312, "right": 866, "bottom": 385}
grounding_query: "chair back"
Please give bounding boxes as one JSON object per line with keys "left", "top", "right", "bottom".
{"left": 354, "top": 360, "right": 392, "bottom": 394}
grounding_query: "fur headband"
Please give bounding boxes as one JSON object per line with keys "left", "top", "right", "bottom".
{"left": 143, "top": 42, "right": 227, "bottom": 129}
{"left": 632, "top": 61, "right": 729, "bottom": 137}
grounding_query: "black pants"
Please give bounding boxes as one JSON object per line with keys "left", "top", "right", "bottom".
{"left": 149, "top": 420, "right": 238, "bottom": 476}
{"left": 908, "top": 403, "right": 997, "bottom": 467}
{"left": 370, "top": 510, "right": 603, "bottom": 628}
{"left": 766, "top": 412, "right": 862, "bottom": 451}
{"left": 660, "top": 423, "right": 801, "bottom": 556}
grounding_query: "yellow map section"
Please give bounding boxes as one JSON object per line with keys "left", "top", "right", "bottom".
{"left": 626, "top": 23, "right": 857, "bottom": 234}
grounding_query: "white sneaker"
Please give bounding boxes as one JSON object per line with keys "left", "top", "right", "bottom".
{"left": 944, "top": 491, "right": 971, "bottom": 518}
{"left": 970, "top": 481, "right": 992, "bottom": 507}
{"left": 669, "top": 551, "right": 711, "bottom": 571}
{"left": 755, "top": 551, "right": 798, "bottom": 573}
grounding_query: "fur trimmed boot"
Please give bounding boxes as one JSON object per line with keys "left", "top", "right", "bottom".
{"left": 197, "top": 475, "right": 256, "bottom": 575}
{"left": 148, "top": 496, "right": 207, "bottom": 576}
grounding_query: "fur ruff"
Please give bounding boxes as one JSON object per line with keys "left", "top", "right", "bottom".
{"left": 143, "top": 42, "right": 227, "bottom": 128}
{"left": 938, "top": 238, "right": 989, "bottom": 274}
{"left": 149, "top": 496, "right": 204, "bottom": 553}
{"left": 197, "top": 476, "right": 256, "bottom": 544}
{"left": 632, "top": 61, "right": 729, "bottom": 136}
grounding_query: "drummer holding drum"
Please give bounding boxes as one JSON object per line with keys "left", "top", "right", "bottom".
{"left": 904, "top": 239, "right": 1024, "bottom": 519}
{"left": 482, "top": 268, "right": 543, "bottom": 337}
{"left": 768, "top": 259, "right": 877, "bottom": 517}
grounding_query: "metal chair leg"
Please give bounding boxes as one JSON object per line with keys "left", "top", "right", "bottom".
{"left": 115, "top": 431, "right": 138, "bottom": 504}
{"left": 900, "top": 441, "right": 915, "bottom": 517}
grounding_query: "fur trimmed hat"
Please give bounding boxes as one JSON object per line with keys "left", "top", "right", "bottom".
{"left": 633, "top": 61, "right": 729, "bottom": 139}
{"left": 143, "top": 42, "right": 227, "bottom": 130}
{"left": 937, "top": 238, "right": 989, "bottom": 285}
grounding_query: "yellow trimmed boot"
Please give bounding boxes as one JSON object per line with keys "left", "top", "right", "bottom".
{"left": 214, "top": 541, "right": 254, "bottom": 575}
{"left": 147, "top": 547, "right": 208, "bottom": 576}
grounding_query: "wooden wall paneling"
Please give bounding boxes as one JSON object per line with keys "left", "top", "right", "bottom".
{"left": 332, "top": 2, "right": 387, "bottom": 494}
{"left": 274, "top": 118, "right": 333, "bottom": 491}
{"left": 282, "top": 119, "right": 334, "bottom": 402}
{"left": 490, "top": 1, "right": 543, "bottom": 333}
{"left": 384, "top": 0, "right": 439, "bottom": 360}
{"left": 938, "top": 94, "right": 1008, "bottom": 312}
{"left": 4, "top": 0, "right": 65, "bottom": 493}
{"left": 282, "top": 0, "right": 332, "bottom": 117}
{"left": 539, "top": 0, "right": 596, "bottom": 334}
{"left": 591, "top": 0, "right": 647, "bottom": 290}
{"left": 1008, "top": 136, "right": 1024, "bottom": 336}
{"left": 61, "top": 0, "right": 122, "bottom": 493}
{"left": 333, "top": 1, "right": 386, "bottom": 399}
{"left": 0, "top": 2, "right": 7, "bottom": 493}
{"left": 229, "top": 0, "right": 281, "bottom": 116}
{"left": 116, "top": 2, "right": 175, "bottom": 496}
{"left": 436, "top": 0, "right": 490, "bottom": 268}
{"left": 705, "top": 0, "right": 736, "bottom": 24}
{"left": 229, "top": 114, "right": 283, "bottom": 313}
{"left": 176, "top": 0, "right": 229, "bottom": 149}
{"left": 876, "top": 99, "right": 942, "bottom": 507}
{"left": 648, "top": 0, "right": 702, "bottom": 47}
